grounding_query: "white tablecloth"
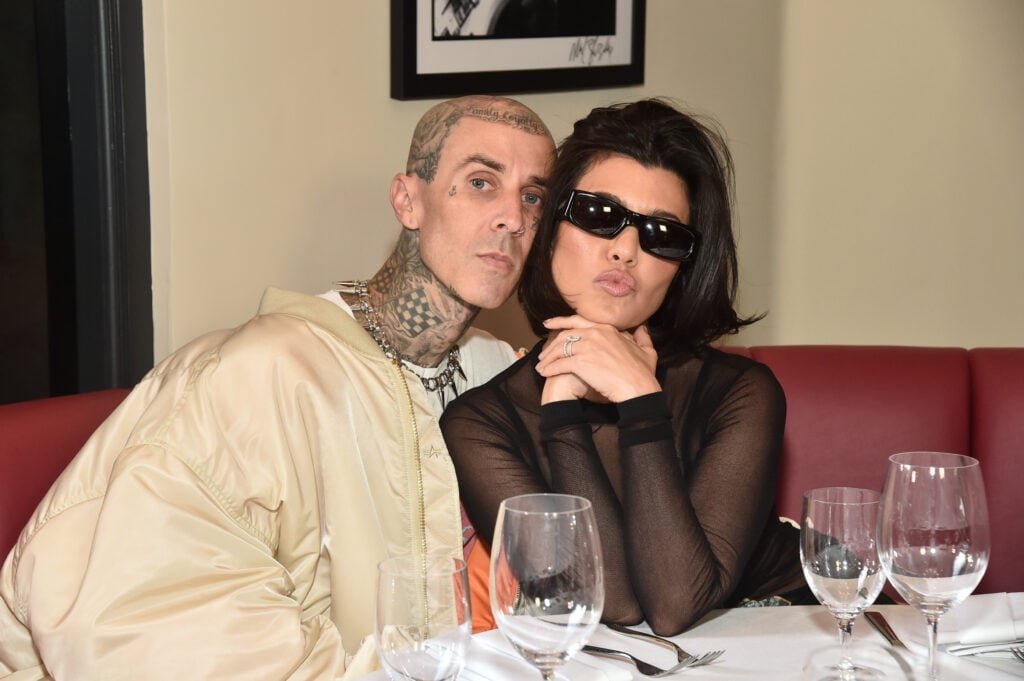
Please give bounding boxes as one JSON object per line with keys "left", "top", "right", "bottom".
{"left": 359, "top": 603, "right": 1024, "bottom": 680}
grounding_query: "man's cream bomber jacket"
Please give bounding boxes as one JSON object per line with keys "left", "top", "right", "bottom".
{"left": 0, "top": 288, "right": 512, "bottom": 680}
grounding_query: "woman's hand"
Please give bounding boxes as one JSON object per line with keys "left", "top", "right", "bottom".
{"left": 536, "top": 315, "right": 662, "bottom": 404}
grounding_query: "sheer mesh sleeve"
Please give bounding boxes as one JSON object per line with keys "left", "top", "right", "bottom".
{"left": 440, "top": 379, "right": 548, "bottom": 550}
{"left": 441, "top": 349, "right": 795, "bottom": 636}
{"left": 616, "top": 363, "right": 787, "bottom": 633}
{"left": 537, "top": 399, "right": 644, "bottom": 622}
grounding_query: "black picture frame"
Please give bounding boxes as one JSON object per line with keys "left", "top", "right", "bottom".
{"left": 391, "top": 0, "right": 646, "bottom": 100}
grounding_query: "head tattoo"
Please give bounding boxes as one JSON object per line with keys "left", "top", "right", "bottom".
{"left": 405, "top": 95, "right": 550, "bottom": 183}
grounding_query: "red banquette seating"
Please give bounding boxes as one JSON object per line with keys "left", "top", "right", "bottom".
{"left": 725, "top": 346, "right": 1023, "bottom": 595}
{"left": 0, "top": 388, "right": 130, "bottom": 556}
{"left": 1, "top": 347, "right": 1021, "bottom": 594}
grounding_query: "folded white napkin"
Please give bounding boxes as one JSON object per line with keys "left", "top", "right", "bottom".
{"left": 939, "top": 592, "right": 1024, "bottom": 656}
{"left": 466, "top": 629, "right": 632, "bottom": 681}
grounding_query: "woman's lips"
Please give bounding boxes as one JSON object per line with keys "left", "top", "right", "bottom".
{"left": 595, "top": 270, "right": 636, "bottom": 297}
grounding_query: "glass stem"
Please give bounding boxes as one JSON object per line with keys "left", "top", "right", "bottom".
{"left": 926, "top": 614, "right": 940, "bottom": 680}
{"left": 837, "top": 616, "right": 855, "bottom": 669}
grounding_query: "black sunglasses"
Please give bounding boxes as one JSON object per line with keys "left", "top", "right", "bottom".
{"left": 558, "top": 189, "right": 699, "bottom": 261}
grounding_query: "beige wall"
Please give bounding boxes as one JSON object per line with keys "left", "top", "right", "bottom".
{"left": 143, "top": 0, "right": 1022, "bottom": 361}
{"left": 773, "top": 0, "right": 1024, "bottom": 346}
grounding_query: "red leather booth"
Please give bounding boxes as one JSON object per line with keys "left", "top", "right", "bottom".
{"left": 0, "top": 388, "right": 130, "bottom": 556}
{"left": 1, "top": 346, "right": 1021, "bottom": 594}
{"left": 729, "top": 346, "right": 1022, "bottom": 595}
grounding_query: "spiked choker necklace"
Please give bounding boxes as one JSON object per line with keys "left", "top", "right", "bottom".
{"left": 336, "top": 280, "right": 465, "bottom": 404}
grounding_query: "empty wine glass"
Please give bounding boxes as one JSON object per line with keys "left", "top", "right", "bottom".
{"left": 490, "top": 493, "right": 604, "bottom": 681}
{"left": 878, "top": 452, "right": 990, "bottom": 680}
{"left": 375, "top": 553, "right": 472, "bottom": 681}
{"left": 801, "top": 487, "right": 887, "bottom": 680}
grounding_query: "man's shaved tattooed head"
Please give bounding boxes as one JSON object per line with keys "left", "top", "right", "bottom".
{"left": 405, "top": 95, "right": 551, "bottom": 183}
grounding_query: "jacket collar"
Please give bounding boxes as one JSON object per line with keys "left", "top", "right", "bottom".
{"left": 257, "top": 287, "right": 382, "bottom": 360}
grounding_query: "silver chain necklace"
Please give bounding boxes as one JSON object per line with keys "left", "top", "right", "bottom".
{"left": 336, "top": 280, "right": 465, "bottom": 402}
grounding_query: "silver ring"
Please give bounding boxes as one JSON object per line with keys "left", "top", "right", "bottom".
{"left": 510, "top": 225, "right": 526, "bottom": 237}
{"left": 562, "top": 334, "right": 582, "bottom": 359}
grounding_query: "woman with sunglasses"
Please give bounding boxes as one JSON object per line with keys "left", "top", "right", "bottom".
{"left": 441, "top": 99, "right": 807, "bottom": 635}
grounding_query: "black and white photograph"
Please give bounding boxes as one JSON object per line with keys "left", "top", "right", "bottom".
{"left": 391, "top": 0, "right": 645, "bottom": 99}
{"left": 431, "top": 0, "right": 615, "bottom": 40}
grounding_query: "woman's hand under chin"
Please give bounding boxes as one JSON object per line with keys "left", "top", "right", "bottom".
{"left": 535, "top": 315, "right": 663, "bottom": 404}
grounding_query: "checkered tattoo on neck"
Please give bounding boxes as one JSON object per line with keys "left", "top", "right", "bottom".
{"left": 375, "top": 268, "right": 396, "bottom": 296}
{"left": 389, "top": 289, "right": 444, "bottom": 338}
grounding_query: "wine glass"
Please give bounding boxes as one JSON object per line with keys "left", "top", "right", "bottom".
{"left": 800, "top": 487, "right": 887, "bottom": 680}
{"left": 878, "top": 452, "right": 990, "bottom": 680}
{"left": 375, "top": 553, "right": 472, "bottom": 681}
{"left": 490, "top": 493, "right": 604, "bottom": 680}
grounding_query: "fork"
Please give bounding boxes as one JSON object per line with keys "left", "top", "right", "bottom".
{"left": 1012, "top": 646, "right": 1024, "bottom": 663}
{"left": 606, "top": 622, "right": 695, "bottom": 663}
{"left": 582, "top": 645, "right": 724, "bottom": 677}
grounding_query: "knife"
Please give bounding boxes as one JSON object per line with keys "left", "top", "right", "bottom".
{"left": 865, "top": 611, "right": 908, "bottom": 649}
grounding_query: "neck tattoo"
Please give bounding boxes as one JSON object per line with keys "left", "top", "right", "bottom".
{"left": 336, "top": 280, "right": 465, "bottom": 405}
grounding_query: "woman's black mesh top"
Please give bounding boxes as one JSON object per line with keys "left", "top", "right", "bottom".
{"left": 440, "top": 343, "right": 805, "bottom": 635}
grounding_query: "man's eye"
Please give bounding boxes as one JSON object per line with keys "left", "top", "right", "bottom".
{"left": 470, "top": 178, "right": 488, "bottom": 190}
{"left": 523, "top": 192, "right": 542, "bottom": 206}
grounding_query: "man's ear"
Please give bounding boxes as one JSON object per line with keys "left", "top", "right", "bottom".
{"left": 390, "top": 173, "right": 421, "bottom": 230}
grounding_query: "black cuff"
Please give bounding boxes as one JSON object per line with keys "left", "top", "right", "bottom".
{"left": 617, "top": 392, "right": 670, "bottom": 427}
{"left": 539, "top": 400, "right": 587, "bottom": 440}
{"left": 617, "top": 392, "right": 672, "bottom": 448}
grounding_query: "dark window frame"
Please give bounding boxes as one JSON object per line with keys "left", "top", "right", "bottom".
{"left": 62, "top": 0, "right": 153, "bottom": 391}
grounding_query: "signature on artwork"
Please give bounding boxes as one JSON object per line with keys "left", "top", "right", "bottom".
{"left": 568, "top": 36, "right": 614, "bottom": 66}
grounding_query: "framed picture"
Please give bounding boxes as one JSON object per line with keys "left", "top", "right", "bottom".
{"left": 390, "top": 0, "right": 646, "bottom": 100}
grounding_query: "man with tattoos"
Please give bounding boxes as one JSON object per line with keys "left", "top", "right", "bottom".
{"left": 0, "top": 96, "right": 554, "bottom": 680}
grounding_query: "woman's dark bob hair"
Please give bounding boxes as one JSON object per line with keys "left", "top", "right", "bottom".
{"left": 518, "top": 98, "right": 758, "bottom": 361}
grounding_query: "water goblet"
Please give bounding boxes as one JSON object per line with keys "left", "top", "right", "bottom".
{"left": 801, "top": 487, "right": 887, "bottom": 680}
{"left": 490, "top": 493, "right": 604, "bottom": 681}
{"left": 375, "top": 553, "right": 472, "bottom": 681}
{"left": 878, "top": 451, "right": 990, "bottom": 680}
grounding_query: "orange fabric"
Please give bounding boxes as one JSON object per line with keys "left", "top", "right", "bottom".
{"left": 467, "top": 539, "right": 496, "bottom": 632}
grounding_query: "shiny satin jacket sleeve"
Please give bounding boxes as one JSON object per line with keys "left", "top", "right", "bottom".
{"left": 1, "top": 318, "right": 348, "bottom": 680}
{"left": 0, "top": 290, "right": 453, "bottom": 680}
